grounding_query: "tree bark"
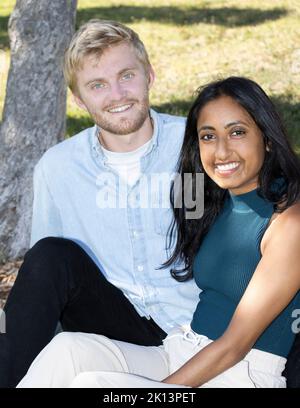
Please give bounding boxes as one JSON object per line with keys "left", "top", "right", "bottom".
{"left": 0, "top": 0, "right": 77, "bottom": 261}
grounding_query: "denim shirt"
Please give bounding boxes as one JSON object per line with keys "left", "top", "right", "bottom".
{"left": 30, "top": 109, "right": 200, "bottom": 333}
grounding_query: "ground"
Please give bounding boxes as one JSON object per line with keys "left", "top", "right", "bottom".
{"left": 0, "top": 260, "right": 21, "bottom": 309}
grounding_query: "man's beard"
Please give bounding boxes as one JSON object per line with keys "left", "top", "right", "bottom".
{"left": 90, "top": 95, "right": 150, "bottom": 136}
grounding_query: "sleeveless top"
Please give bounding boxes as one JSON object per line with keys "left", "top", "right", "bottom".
{"left": 191, "top": 187, "right": 300, "bottom": 357}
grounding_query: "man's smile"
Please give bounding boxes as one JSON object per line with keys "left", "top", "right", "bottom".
{"left": 107, "top": 103, "right": 134, "bottom": 113}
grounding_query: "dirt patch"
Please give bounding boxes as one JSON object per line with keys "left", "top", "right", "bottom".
{"left": 0, "top": 260, "right": 22, "bottom": 309}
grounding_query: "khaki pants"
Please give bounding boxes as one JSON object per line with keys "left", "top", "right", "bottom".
{"left": 18, "top": 326, "right": 287, "bottom": 388}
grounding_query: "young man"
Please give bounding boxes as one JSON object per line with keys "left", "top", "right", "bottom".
{"left": 0, "top": 20, "right": 199, "bottom": 387}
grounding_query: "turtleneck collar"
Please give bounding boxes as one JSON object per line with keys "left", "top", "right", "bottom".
{"left": 228, "top": 187, "right": 274, "bottom": 215}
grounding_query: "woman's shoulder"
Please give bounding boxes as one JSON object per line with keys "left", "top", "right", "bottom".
{"left": 276, "top": 201, "right": 300, "bottom": 224}
{"left": 261, "top": 201, "right": 300, "bottom": 254}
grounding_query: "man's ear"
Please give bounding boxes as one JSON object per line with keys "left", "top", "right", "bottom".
{"left": 73, "top": 93, "right": 88, "bottom": 112}
{"left": 148, "top": 65, "right": 155, "bottom": 90}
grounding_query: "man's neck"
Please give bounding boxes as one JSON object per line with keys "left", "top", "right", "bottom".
{"left": 98, "top": 116, "right": 153, "bottom": 153}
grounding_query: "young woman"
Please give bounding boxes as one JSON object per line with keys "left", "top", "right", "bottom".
{"left": 18, "top": 77, "right": 300, "bottom": 388}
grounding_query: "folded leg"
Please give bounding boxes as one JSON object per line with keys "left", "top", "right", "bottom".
{"left": 18, "top": 331, "right": 169, "bottom": 388}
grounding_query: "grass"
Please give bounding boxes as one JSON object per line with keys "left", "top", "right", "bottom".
{"left": 1, "top": 0, "right": 300, "bottom": 153}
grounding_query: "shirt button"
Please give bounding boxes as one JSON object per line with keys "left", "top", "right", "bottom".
{"left": 137, "top": 265, "right": 144, "bottom": 272}
{"left": 133, "top": 231, "right": 139, "bottom": 238}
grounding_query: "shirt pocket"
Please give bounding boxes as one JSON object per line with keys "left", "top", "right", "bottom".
{"left": 153, "top": 207, "right": 174, "bottom": 237}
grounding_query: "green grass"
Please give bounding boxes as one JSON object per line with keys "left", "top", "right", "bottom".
{"left": 1, "top": 0, "right": 300, "bottom": 153}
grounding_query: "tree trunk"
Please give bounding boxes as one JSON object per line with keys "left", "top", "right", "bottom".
{"left": 0, "top": 0, "right": 77, "bottom": 261}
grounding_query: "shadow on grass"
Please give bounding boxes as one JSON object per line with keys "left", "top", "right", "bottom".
{"left": 0, "top": 6, "right": 289, "bottom": 50}
{"left": 272, "top": 96, "right": 300, "bottom": 154}
{"left": 66, "top": 115, "right": 94, "bottom": 137}
{"left": 0, "top": 15, "right": 9, "bottom": 49}
{"left": 66, "top": 96, "right": 300, "bottom": 156}
{"left": 76, "top": 6, "right": 288, "bottom": 28}
{"left": 152, "top": 99, "right": 193, "bottom": 117}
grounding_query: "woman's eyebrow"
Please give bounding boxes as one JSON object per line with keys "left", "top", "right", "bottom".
{"left": 224, "top": 120, "right": 249, "bottom": 129}
{"left": 197, "top": 125, "right": 215, "bottom": 132}
{"left": 198, "top": 120, "right": 250, "bottom": 133}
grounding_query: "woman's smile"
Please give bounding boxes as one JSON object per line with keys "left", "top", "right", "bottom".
{"left": 214, "top": 161, "right": 241, "bottom": 177}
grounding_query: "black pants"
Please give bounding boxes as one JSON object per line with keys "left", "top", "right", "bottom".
{"left": 0, "top": 237, "right": 167, "bottom": 388}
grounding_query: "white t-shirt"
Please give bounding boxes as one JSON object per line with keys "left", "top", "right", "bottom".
{"left": 101, "top": 139, "right": 152, "bottom": 187}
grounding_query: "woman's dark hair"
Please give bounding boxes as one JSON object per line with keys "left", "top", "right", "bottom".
{"left": 164, "top": 76, "right": 300, "bottom": 282}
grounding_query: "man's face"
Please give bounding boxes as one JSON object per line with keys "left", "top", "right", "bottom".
{"left": 74, "top": 42, "right": 154, "bottom": 136}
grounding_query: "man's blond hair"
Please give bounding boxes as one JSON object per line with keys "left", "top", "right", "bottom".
{"left": 64, "top": 19, "right": 151, "bottom": 93}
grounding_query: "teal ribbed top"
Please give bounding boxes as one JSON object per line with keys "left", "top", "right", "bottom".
{"left": 191, "top": 187, "right": 300, "bottom": 357}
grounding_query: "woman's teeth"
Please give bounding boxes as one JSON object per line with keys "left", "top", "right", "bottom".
{"left": 215, "top": 162, "right": 239, "bottom": 171}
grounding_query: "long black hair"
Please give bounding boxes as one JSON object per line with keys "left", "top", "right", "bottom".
{"left": 164, "top": 76, "right": 300, "bottom": 282}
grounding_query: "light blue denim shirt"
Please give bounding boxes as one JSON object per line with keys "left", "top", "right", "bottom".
{"left": 30, "top": 109, "right": 200, "bottom": 333}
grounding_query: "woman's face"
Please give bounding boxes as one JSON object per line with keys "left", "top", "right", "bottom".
{"left": 197, "top": 95, "right": 266, "bottom": 195}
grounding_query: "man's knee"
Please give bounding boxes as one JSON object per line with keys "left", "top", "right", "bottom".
{"left": 28, "top": 237, "right": 81, "bottom": 260}
{"left": 19, "top": 237, "right": 83, "bottom": 282}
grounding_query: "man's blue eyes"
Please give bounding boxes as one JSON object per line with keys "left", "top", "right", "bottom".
{"left": 92, "top": 73, "right": 134, "bottom": 89}
{"left": 93, "top": 83, "right": 105, "bottom": 89}
{"left": 122, "top": 73, "right": 134, "bottom": 80}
